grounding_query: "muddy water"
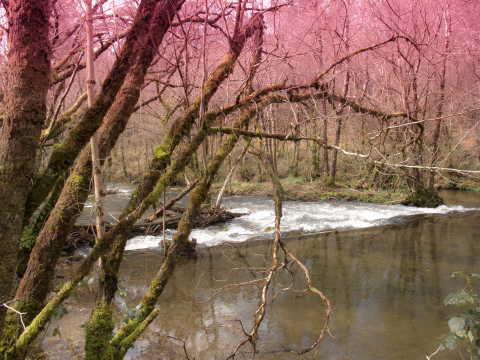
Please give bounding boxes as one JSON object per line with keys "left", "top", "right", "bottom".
{"left": 41, "top": 191, "right": 480, "bottom": 359}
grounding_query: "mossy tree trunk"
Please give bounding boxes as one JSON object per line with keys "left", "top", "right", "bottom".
{"left": 84, "top": 260, "right": 117, "bottom": 360}
{"left": 22, "top": 0, "right": 179, "bottom": 226}
{"left": 121, "top": 12, "right": 264, "bottom": 217}
{"left": 107, "top": 22, "right": 269, "bottom": 340}
{"left": 109, "top": 99, "right": 261, "bottom": 353}
{"left": 103, "top": 91, "right": 286, "bottom": 284}
{"left": 91, "top": 20, "right": 266, "bottom": 354}
{"left": 16, "top": 174, "right": 66, "bottom": 279}
{"left": 83, "top": 87, "right": 285, "bottom": 360}
{"left": 1, "top": 0, "right": 185, "bottom": 352}
{"left": 0, "top": 0, "right": 51, "bottom": 342}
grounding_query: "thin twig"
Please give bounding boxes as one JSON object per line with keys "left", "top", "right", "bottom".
{"left": 2, "top": 304, "right": 28, "bottom": 333}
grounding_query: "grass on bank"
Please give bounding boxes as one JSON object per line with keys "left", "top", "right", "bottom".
{"left": 210, "top": 177, "right": 407, "bottom": 204}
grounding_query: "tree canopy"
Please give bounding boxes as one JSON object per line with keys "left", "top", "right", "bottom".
{"left": 0, "top": 0, "right": 479, "bottom": 357}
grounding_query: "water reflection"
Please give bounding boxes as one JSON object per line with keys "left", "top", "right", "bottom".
{"left": 42, "top": 190, "right": 480, "bottom": 359}
{"left": 110, "top": 210, "right": 480, "bottom": 359}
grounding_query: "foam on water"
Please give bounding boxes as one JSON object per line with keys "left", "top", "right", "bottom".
{"left": 107, "top": 183, "right": 134, "bottom": 195}
{"left": 125, "top": 229, "right": 176, "bottom": 251}
{"left": 124, "top": 196, "right": 478, "bottom": 249}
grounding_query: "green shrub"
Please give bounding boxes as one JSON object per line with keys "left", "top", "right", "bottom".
{"left": 429, "top": 272, "right": 480, "bottom": 360}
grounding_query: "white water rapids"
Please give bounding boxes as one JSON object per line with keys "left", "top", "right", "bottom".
{"left": 124, "top": 194, "right": 476, "bottom": 250}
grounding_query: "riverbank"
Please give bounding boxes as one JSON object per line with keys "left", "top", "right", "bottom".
{"left": 435, "top": 175, "right": 480, "bottom": 192}
{"left": 211, "top": 178, "right": 406, "bottom": 204}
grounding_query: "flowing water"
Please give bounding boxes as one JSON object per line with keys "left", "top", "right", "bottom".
{"left": 42, "top": 189, "right": 480, "bottom": 359}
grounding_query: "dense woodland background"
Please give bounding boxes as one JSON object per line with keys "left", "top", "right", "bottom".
{"left": 0, "top": 0, "right": 479, "bottom": 358}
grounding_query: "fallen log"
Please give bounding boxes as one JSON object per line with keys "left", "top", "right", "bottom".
{"left": 65, "top": 207, "right": 245, "bottom": 254}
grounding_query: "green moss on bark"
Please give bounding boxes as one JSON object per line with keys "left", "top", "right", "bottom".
{"left": 402, "top": 188, "right": 444, "bottom": 208}
{"left": 325, "top": 177, "right": 335, "bottom": 187}
{"left": 153, "top": 145, "right": 169, "bottom": 161}
{"left": 85, "top": 302, "right": 114, "bottom": 360}
{"left": 0, "top": 299, "right": 43, "bottom": 357}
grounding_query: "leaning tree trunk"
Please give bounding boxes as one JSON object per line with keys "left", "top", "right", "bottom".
{"left": 0, "top": 0, "right": 51, "bottom": 342}
{"left": 93, "top": 17, "right": 266, "bottom": 355}
{"left": 121, "top": 12, "right": 265, "bottom": 218}
{"left": 108, "top": 88, "right": 329, "bottom": 352}
{"left": 22, "top": 0, "right": 172, "bottom": 225}
{"left": 109, "top": 98, "right": 263, "bottom": 353}
{"left": 105, "top": 26, "right": 267, "bottom": 347}
{"left": 3, "top": 86, "right": 318, "bottom": 360}
{"left": 1, "top": 0, "right": 185, "bottom": 352}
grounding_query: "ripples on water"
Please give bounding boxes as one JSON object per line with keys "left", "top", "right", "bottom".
{"left": 126, "top": 195, "right": 477, "bottom": 249}
{"left": 79, "top": 184, "right": 480, "bottom": 251}
{"left": 44, "top": 189, "right": 480, "bottom": 359}
{"left": 118, "top": 213, "right": 480, "bottom": 359}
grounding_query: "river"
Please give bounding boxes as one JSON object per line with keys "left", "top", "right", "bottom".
{"left": 42, "top": 189, "right": 480, "bottom": 359}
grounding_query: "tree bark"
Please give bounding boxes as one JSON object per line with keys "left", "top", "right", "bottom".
{"left": 73, "top": 16, "right": 263, "bottom": 352}
{"left": 216, "top": 143, "right": 249, "bottom": 208}
{"left": 121, "top": 12, "right": 264, "bottom": 218}
{"left": 0, "top": 0, "right": 51, "bottom": 342}
{"left": 321, "top": 97, "right": 329, "bottom": 175}
{"left": 110, "top": 94, "right": 266, "bottom": 352}
{"left": 328, "top": 3, "right": 350, "bottom": 184}
{"left": 310, "top": 108, "right": 319, "bottom": 177}
{"left": 22, "top": 0, "right": 175, "bottom": 225}
{"left": 2, "top": 0, "right": 185, "bottom": 352}
{"left": 329, "top": 70, "right": 350, "bottom": 183}
{"left": 85, "top": 0, "right": 105, "bottom": 240}
{"left": 428, "top": 11, "right": 450, "bottom": 192}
